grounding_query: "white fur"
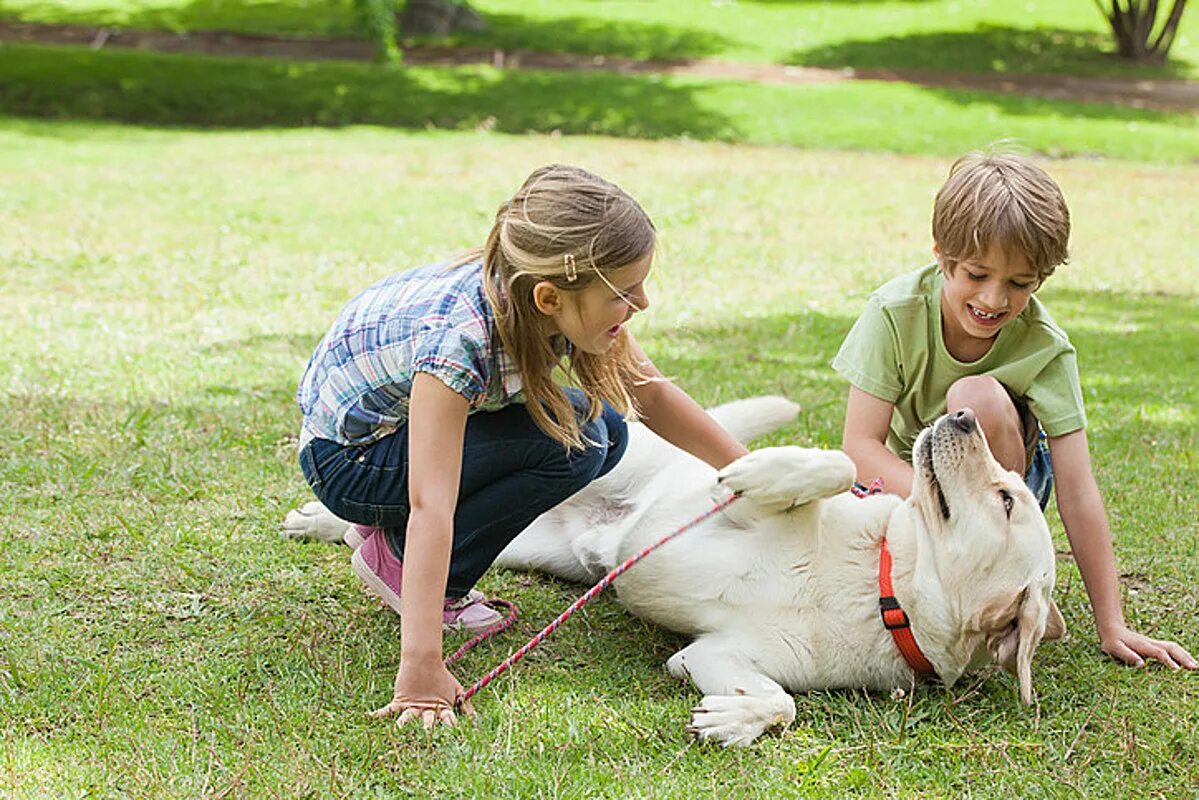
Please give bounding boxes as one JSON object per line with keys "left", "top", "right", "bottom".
{"left": 283, "top": 398, "right": 1063, "bottom": 746}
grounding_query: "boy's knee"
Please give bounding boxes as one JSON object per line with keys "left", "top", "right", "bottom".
{"left": 947, "top": 376, "right": 1019, "bottom": 429}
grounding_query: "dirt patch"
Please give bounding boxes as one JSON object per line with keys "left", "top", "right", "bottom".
{"left": 4, "top": 21, "right": 1198, "bottom": 113}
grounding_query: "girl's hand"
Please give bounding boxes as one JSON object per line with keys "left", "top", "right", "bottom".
{"left": 369, "top": 657, "right": 477, "bottom": 729}
{"left": 1100, "top": 624, "right": 1197, "bottom": 670}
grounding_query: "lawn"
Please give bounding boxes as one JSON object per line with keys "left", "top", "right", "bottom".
{"left": 3, "top": 0, "right": 1198, "bottom": 79}
{"left": 2, "top": 43, "right": 1197, "bottom": 164}
{"left": 1, "top": 121, "right": 1197, "bottom": 797}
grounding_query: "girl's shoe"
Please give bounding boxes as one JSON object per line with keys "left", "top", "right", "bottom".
{"left": 351, "top": 529, "right": 504, "bottom": 633}
{"left": 344, "top": 524, "right": 379, "bottom": 550}
{"left": 351, "top": 529, "right": 404, "bottom": 613}
{"left": 443, "top": 591, "right": 504, "bottom": 632}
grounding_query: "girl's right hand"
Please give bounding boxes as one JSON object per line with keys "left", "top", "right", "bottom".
{"left": 369, "top": 657, "right": 476, "bottom": 729}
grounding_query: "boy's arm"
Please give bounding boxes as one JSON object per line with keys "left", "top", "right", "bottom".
{"left": 626, "top": 334, "right": 748, "bottom": 470}
{"left": 842, "top": 386, "right": 915, "bottom": 497}
{"left": 1050, "top": 430, "right": 1196, "bottom": 670}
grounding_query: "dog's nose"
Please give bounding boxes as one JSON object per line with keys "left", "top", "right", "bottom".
{"left": 950, "top": 408, "right": 976, "bottom": 433}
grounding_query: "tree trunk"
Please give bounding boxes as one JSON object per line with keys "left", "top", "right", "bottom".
{"left": 398, "top": 0, "right": 487, "bottom": 37}
{"left": 1094, "top": 0, "right": 1189, "bottom": 64}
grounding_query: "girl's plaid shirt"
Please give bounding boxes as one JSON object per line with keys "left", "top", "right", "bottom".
{"left": 297, "top": 260, "right": 523, "bottom": 447}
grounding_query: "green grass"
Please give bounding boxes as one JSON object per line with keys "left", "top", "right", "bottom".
{"left": 2, "top": 43, "right": 1197, "bottom": 164}
{"left": 2, "top": 0, "right": 1197, "bottom": 79}
{"left": 1, "top": 122, "right": 1197, "bottom": 797}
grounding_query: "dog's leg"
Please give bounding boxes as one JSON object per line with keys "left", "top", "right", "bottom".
{"left": 667, "top": 637, "right": 796, "bottom": 748}
{"left": 280, "top": 500, "right": 353, "bottom": 545}
{"left": 717, "top": 447, "right": 855, "bottom": 515}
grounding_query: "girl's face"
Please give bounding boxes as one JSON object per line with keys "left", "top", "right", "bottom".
{"left": 938, "top": 242, "right": 1039, "bottom": 361}
{"left": 549, "top": 251, "right": 652, "bottom": 355}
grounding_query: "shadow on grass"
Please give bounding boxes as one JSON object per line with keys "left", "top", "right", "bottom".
{"left": 0, "top": 43, "right": 736, "bottom": 137}
{"left": 439, "top": 12, "right": 733, "bottom": 61}
{"left": 788, "top": 24, "right": 1195, "bottom": 80}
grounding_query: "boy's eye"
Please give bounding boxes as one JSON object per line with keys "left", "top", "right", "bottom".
{"left": 966, "top": 271, "right": 986, "bottom": 281}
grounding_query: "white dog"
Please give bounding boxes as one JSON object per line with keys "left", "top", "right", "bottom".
{"left": 283, "top": 397, "right": 1064, "bottom": 747}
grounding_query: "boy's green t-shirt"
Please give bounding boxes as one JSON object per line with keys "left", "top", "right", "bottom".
{"left": 832, "top": 264, "right": 1086, "bottom": 461}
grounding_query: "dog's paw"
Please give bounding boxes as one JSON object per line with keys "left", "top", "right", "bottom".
{"left": 685, "top": 693, "right": 793, "bottom": 748}
{"left": 280, "top": 501, "right": 351, "bottom": 544}
{"left": 717, "top": 447, "right": 855, "bottom": 511}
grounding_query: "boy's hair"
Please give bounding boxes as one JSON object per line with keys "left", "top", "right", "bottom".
{"left": 476, "top": 164, "right": 656, "bottom": 450}
{"left": 932, "top": 150, "right": 1070, "bottom": 283}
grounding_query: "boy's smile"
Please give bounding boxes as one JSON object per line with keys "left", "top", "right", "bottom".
{"left": 938, "top": 242, "right": 1039, "bottom": 362}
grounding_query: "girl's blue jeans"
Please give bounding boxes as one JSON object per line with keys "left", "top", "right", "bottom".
{"left": 298, "top": 389, "right": 627, "bottom": 598}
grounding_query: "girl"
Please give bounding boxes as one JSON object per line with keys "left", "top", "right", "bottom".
{"left": 296, "top": 165, "right": 749, "bottom": 729}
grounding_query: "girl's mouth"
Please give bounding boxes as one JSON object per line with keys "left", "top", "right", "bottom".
{"left": 607, "top": 324, "right": 622, "bottom": 337}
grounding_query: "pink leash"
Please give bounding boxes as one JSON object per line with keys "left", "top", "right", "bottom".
{"left": 447, "top": 494, "right": 740, "bottom": 704}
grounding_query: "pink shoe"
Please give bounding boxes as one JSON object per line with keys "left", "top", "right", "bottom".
{"left": 344, "top": 524, "right": 379, "bottom": 550}
{"left": 350, "top": 529, "right": 403, "bottom": 614}
{"left": 351, "top": 530, "right": 505, "bottom": 633}
{"left": 443, "top": 590, "right": 504, "bottom": 633}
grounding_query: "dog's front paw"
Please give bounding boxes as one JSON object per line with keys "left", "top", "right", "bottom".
{"left": 686, "top": 693, "right": 793, "bottom": 748}
{"left": 717, "top": 447, "right": 855, "bottom": 511}
{"left": 280, "top": 501, "right": 351, "bottom": 544}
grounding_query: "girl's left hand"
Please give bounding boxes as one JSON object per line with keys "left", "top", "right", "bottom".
{"left": 1100, "top": 624, "right": 1197, "bottom": 670}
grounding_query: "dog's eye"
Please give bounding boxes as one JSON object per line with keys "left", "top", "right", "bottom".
{"left": 1000, "top": 489, "right": 1014, "bottom": 517}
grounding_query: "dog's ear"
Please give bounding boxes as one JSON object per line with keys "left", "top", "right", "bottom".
{"left": 1043, "top": 597, "right": 1066, "bottom": 641}
{"left": 974, "top": 587, "right": 1025, "bottom": 674}
{"left": 973, "top": 585, "right": 1057, "bottom": 704}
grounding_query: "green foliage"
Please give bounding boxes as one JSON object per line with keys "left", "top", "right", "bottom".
{"left": 1, "top": 124, "right": 1197, "bottom": 796}
{"left": 355, "top": 0, "right": 401, "bottom": 64}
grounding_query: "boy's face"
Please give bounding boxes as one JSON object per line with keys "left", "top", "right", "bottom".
{"left": 937, "top": 242, "right": 1039, "bottom": 349}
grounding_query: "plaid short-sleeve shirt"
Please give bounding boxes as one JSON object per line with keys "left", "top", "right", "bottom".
{"left": 297, "top": 260, "right": 523, "bottom": 446}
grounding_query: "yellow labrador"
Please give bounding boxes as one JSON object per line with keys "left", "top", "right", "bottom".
{"left": 283, "top": 397, "right": 1064, "bottom": 747}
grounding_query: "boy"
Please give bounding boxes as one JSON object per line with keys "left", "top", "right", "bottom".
{"left": 832, "top": 150, "right": 1195, "bottom": 671}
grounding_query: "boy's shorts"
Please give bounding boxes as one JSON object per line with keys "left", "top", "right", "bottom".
{"left": 1009, "top": 388, "right": 1054, "bottom": 511}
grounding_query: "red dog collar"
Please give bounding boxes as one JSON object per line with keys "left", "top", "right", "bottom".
{"left": 878, "top": 536, "right": 936, "bottom": 676}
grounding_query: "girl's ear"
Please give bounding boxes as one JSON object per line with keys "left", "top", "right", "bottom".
{"left": 532, "top": 281, "right": 562, "bottom": 316}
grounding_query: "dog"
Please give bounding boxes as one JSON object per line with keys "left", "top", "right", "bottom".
{"left": 283, "top": 397, "right": 1064, "bottom": 747}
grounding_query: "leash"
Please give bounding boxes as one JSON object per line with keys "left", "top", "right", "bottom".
{"left": 449, "top": 493, "right": 741, "bottom": 704}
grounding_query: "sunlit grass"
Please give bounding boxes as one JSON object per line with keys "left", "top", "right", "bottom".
{"left": 2, "top": 123, "right": 1198, "bottom": 796}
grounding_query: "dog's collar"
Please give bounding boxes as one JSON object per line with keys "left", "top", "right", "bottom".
{"left": 878, "top": 535, "right": 936, "bottom": 676}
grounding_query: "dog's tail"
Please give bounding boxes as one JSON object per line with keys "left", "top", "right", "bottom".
{"left": 706, "top": 396, "right": 801, "bottom": 444}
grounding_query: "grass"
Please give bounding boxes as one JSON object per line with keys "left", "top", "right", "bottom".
{"left": 2, "top": 43, "right": 1197, "bottom": 164}
{"left": 3, "top": 0, "right": 1197, "bottom": 79}
{"left": 1, "top": 121, "right": 1198, "bottom": 797}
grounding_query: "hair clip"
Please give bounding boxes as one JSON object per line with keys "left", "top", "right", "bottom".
{"left": 563, "top": 253, "right": 578, "bottom": 283}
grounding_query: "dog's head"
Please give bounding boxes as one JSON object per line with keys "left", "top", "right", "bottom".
{"left": 909, "top": 409, "right": 1064, "bottom": 703}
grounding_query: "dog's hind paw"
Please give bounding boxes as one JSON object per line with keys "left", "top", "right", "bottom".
{"left": 280, "top": 501, "right": 351, "bottom": 544}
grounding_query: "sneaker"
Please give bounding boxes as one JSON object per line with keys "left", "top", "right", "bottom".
{"left": 443, "top": 590, "right": 504, "bottom": 633}
{"left": 351, "top": 530, "right": 505, "bottom": 633}
{"left": 344, "top": 524, "right": 380, "bottom": 550}
{"left": 350, "top": 529, "right": 403, "bottom": 614}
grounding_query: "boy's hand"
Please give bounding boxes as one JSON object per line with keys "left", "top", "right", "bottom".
{"left": 1100, "top": 624, "right": 1197, "bottom": 670}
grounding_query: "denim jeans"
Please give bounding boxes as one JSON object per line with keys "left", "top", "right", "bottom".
{"left": 1024, "top": 435, "right": 1054, "bottom": 511}
{"left": 299, "top": 388, "right": 627, "bottom": 597}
